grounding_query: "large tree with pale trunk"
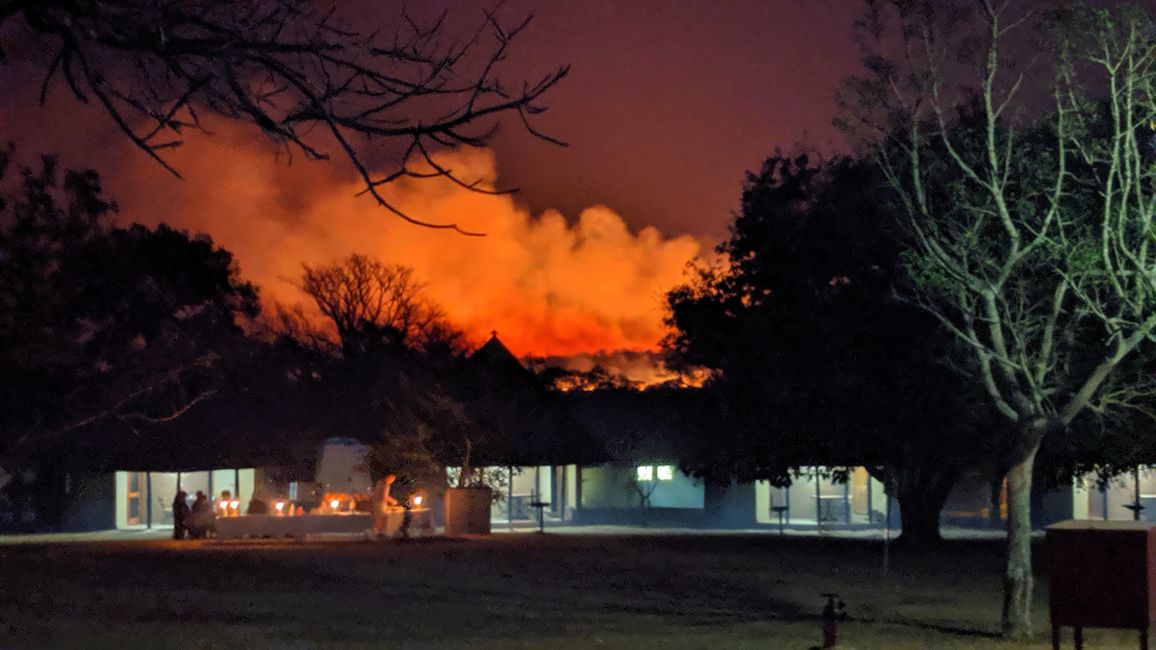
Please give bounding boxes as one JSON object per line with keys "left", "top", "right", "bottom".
{"left": 841, "top": 0, "right": 1156, "bottom": 637}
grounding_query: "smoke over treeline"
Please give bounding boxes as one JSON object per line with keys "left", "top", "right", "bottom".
{"left": 99, "top": 124, "right": 705, "bottom": 358}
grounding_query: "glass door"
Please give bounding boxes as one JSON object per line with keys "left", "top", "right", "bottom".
{"left": 126, "top": 472, "right": 145, "bottom": 526}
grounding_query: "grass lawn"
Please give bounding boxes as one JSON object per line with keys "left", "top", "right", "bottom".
{"left": 0, "top": 532, "right": 1138, "bottom": 649}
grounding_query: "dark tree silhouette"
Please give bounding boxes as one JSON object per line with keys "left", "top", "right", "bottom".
{"left": 285, "top": 252, "right": 478, "bottom": 492}
{"left": 664, "top": 153, "right": 998, "bottom": 544}
{"left": 0, "top": 148, "right": 260, "bottom": 463}
{"left": 0, "top": 0, "right": 567, "bottom": 234}
{"left": 296, "top": 254, "right": 455, "bottom": 357}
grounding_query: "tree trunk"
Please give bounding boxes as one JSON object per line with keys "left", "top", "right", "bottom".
{"left": 988, "top": 477, "right": 1003, "bottom": 529}
{"left": 897, "top": 490, "right": 945, "bottom": 545}
{"left": 1000, "top": 446, "right": 1039, "bottom": 639}
{"left": 892, "top": 466, "right": 958, "bottom": 546}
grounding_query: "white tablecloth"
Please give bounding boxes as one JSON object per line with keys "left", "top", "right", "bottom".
{"left": 374, "top": 508, "right": 434, "bottom": 537}
{"left": 214, "top": 510, "right": 434, "bottom": 539}
{"left": 215, "top": 513, "right": 373, "bottom": 539}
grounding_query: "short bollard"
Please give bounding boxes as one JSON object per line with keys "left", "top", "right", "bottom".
{"left": 821, "top": 592, "right": 847, "bottom": 648}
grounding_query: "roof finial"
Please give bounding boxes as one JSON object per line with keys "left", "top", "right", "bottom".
{"left": 491, "top": 329, "right": 498, "bottom": 339}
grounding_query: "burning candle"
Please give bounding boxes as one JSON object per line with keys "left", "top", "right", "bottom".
{"left": 413, "top": 495, "right": 424, "bottom": 507}
{"left": 229, "top": 500, "right": 239, "bottom": 515}
{"left": 329, "top": 499, "right": 340, "bottom": 511}
{"left": 275, "top": 501, "right": 285, "bottom": 515}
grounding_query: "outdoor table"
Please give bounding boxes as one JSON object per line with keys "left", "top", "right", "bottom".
{"left": 375, "top": 507, "right": 434, "bottom": 537}
{"left": 529, "top": 500, "right": 550, "bottom": 533}
{"left": 812, "top": 495, "right": 845, "bottom": 522}
{"left": 215, "top": 513, "right": 373, "bottom": 539}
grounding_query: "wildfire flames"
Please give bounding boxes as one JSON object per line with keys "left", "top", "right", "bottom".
{"left": 528, "top": 351, "right": 712, "bottom": 391}
{"left": 105, "top": 124, "right": 706, "bottom": 362}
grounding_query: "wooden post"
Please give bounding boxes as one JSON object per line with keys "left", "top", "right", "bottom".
{"left": 554, "top": 462, "right": 564, "bottom": 518}
{"left": 844, "top": 479, "right": 851, "bottom": 525}
{"left": 176, "top": 471, "right": 182, "bottom": 492}
{"left": 575, "top": 466, "right": 583, "bottom": 518}
{"left": 146, "top": 472, "right": 153, "bottom": 529}
{"left": 883, "top": 493, "right": 891, "bottom": 576}
{"left": 507, "top": 466, "right": 514, "bottom": 531}
{"left": 234, "top": 468, "right": 240, "bottom": 505}
{"left": 815, "top": 468, "right": 822, "bottom": 531}
{"left": 1135, "top": 466, "right": 1143, "bottom": 521}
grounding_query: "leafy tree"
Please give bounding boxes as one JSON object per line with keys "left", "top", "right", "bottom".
{"left": 1036, "top": 346, "right": 1156, "bottom": 492}
{"left": 840, "top": 0, "right": 1156, "bottom": 635}
{"left": 0, "top": 0, "right": 567, "bottom": 233}
{"left": 290, "top": 253, "right": 485, "bottom": 492}
{"left": 664, "top": 153, "right": 997, "bottom": 544}
{"left": 0, "top": 148, "right": 260, "bottom": 468}
{"left": 296, "top": 254, "right": 458, "bottom": 358}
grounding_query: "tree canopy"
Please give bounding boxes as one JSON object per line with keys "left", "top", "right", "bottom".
{"left": 664, "top": 153, "right": 998, "bottom": 542}
{"left": 0, "top": 148, "right": 262, "bottom": 465}
{"left": 0, "top": 0, "right": 567, "bottom": 233}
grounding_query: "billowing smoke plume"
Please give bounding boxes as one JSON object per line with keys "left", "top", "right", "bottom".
{"left": 107, "top": 124, "right": 705, "bottom": 357}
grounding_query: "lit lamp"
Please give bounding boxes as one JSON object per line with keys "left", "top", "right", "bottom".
{"left": 413, "top": 495, "right": 424, "bottom": 507}
{"left": 229, "top": 500, "right": 240, "bottom": 516}
{"left": 329, "top": 499, "right": 340, "bottom": 512}
{"left": 275, "top": 501, "right": 285, "bottom": 516}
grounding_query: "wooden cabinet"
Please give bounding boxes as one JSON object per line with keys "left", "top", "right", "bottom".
{"left": 1047, "top": 520, "right": 1156, "bottom": 649}
{"left": 445, "top": 487, "right": 492, "bottom": 536}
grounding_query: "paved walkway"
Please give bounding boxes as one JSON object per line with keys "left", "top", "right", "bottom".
{"left": 497, "top": 524, "right": 1017, "bottom": 540}
{"left": 0, "top": 524, "right": 1024, "bottom": 544}
{"left": 0, "top": 527, "right": 171, "bottom": 544}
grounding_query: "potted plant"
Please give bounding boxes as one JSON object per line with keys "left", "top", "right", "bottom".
{"left": 444, "top": 438, "right": 494, "bottom": 535}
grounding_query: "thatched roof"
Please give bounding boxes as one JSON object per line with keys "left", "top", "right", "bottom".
{"left": 462, "top": 334, "right": 605, "bottom": 466}
{"left": 562, "top": 387, "right": 707, "bottom": 463}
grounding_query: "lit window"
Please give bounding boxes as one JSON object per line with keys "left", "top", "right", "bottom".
{"left": 656, "top": 465, "right": 674, "bottom": 481}
{"left": 636, "top": 466, "right": 654, "bottom": 481}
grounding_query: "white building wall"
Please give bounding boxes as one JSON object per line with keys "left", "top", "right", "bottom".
{"left": 114, "top": 472, "right": 128, "bottom": 530}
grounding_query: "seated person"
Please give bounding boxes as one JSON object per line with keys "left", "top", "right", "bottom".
{"left": 189, "top": 491, "right": 215, "bottom": 538}
{"left": 246, "top": 493, "right": 269, "bottom": 515}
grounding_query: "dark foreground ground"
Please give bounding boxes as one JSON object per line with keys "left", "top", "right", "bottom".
{"left": 0, "top": 532, "right": 1135, "bottom": 649}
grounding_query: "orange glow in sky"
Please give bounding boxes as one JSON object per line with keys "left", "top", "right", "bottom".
{"left": 114, "top": 126, "right": 705, "bottom": 357}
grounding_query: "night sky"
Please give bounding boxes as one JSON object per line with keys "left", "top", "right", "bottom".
{"left": 0, "top": 1, "right": 865, "bottom": 357}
